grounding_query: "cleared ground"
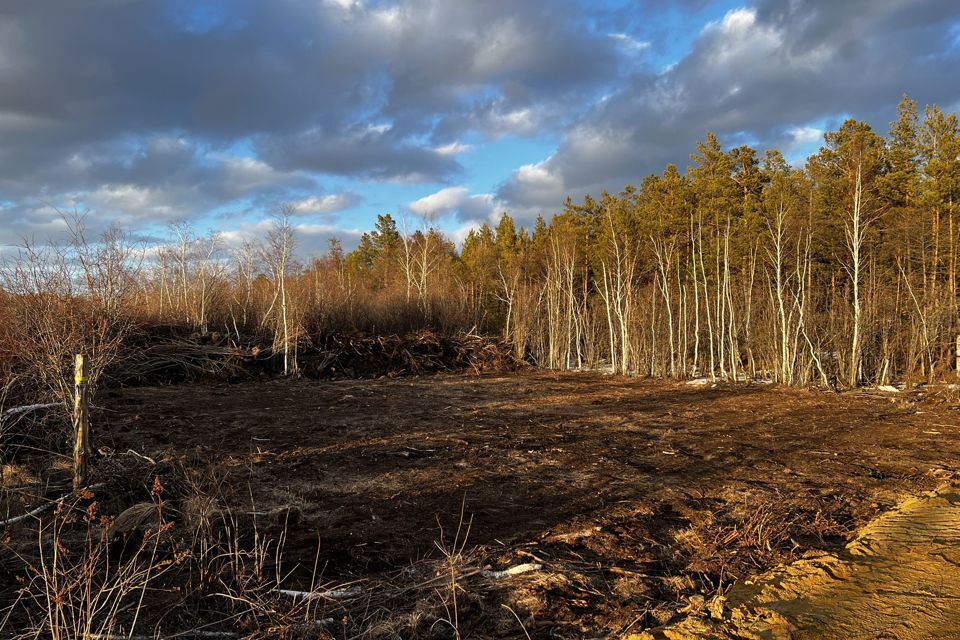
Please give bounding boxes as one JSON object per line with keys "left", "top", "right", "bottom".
{"left": 90, "top": 371, "right": 960, "bottom": 638}
{"left": 641, "top": 484, "right": 960, "bottom": 639}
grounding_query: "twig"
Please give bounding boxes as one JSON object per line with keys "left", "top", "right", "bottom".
{"left": 124, "top": 449, "right": 157, "bottom": 465}
{"left": 0, "top": 497, "right": 65, "bottom": 527}
{"left": 502, "top": 604, "right": 533, "bottom": 640}
{"left": 482, "top": 563, "right": 542, "bottom": 580}
{"left": 1, "top": 403, "right": 60, "bottom": 417}
{"left": 0, "top": 483, "right": 105, "bottom": 527}
{"left": 86, "top": 632, "right": 237, "bottom": 640}
{"left": 275, "top": 585, "right": 363, "bottom": 600}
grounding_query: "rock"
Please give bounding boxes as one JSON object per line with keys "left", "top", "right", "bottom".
{"left": 108, "top": 502, "right": 161, "bottom": 538}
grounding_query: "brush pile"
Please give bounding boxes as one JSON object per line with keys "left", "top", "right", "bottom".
{"left": 113, "top": 326, "right": 258, "bottom": 384}
{"left": 109, "top": 327, "right": 523, "bottom": 385}
{"left": 300, "top": 330, "right": 522, "bottom": 378}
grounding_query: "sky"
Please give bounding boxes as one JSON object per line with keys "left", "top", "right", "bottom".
{"left": 1, "top": 0, "right": 959, "bottom": 255}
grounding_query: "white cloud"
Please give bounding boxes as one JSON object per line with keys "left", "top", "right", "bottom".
{"left": 434, "top": 141, "right": 474, "bottom": 155}
{"left": 491, "top": 107, "right": 538, "bottom": 135}
{"left": 288, "top": 193, "right": 359, "bottom": 216}
{"left": 500, "top": 158, "right": 567, "bottom": 210}
{"left": 0, "top": 0, "right": 625, "bottom": 236}
{"left": 788, "top": 125, "right": 824, "bottom": 145}
{"left": 702, "top": 8, "right": 780, "bottom": 68}
{"left": 217, "top": 155, "right": 309, "bottom": 195}
{"left": 408, "top": 186, "right": 499, "bottom": 223}
{"left": 497, "top": 0, "right": 960, "bottom": 218}
{"left": 409, "top": 186, "right": 471, "bottom": 218}
{"left": 219, "top": 218, "right": 365, "bottom": 255}
{"left": 87, "top": 184, "right": 173, "bottom": 216}
{"left": 294, "top": 222, "right": 364, "bottom": 254}
{"left": 701, "top": 6, "right": 832, "bottom": 72}
{"left": 609, "top": 33, "right": 651, "bottom": 53}
{"left": 325, "top": 0, "right": 360, "bottom": 11}
{"left": 710, "top": 7, "right": 757, "bottom": 34}
{"left": 1, "top": 0, "right": 958, "bottom": 245}
{"left": 449, "top": 221, "right": 485, "bottom": 247}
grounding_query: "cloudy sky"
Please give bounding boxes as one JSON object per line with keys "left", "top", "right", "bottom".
{"left": 1, "top": 0, "right": 959, "bottom": 253}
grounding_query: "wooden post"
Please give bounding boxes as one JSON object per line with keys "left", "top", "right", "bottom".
{"left": 956, "top": 335, "right": 960, "bottom": 380}
{"left": 72, "top": 354, "right": 91, "bottom": 490}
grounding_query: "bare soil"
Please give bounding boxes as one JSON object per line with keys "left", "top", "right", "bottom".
{"left": 643, "top": 484, "right": 960, "bottom": 639}
{"left": 80, "top": 371, "right": 960, "bottom": 638}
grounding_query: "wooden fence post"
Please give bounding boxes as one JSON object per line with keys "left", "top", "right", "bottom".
{"left": 72, "top": 354, "right": 90, "bottom": 490}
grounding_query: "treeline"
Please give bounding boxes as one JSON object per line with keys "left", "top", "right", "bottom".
{"left": 3, "top": 95, "right": 960, "bottom": 388}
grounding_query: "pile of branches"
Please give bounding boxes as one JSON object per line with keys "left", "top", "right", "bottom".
{"left": 111, "top": 326, "right": 263, "bottom": 385}
{"left": 301, "top": 330, "right": 524, "bottom": 378}
{"left": 107, "top": 326, "right": 524, "bottom": 386}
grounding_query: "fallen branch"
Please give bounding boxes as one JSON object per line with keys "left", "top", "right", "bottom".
{"left": 0, "top": 497, "right": 62, "bottom": 527}
{"left": 482, "top": 563, "right": 542, "bottom": 580}
{"left": 0, "top": 483, "right": 105, "bottom": 527}
{"left": 123, "top": 449, "right": 157, "bottom": 465}
{"left": 87, "top": 632, "right": 237, "bottom": 640}
{"left": 2, "top": 403, "right": 60, "bottom": 418}
{"left": 275, "top": 585, "right": 364, "bottom": 600}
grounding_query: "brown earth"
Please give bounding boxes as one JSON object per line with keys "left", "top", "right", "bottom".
{"left": 640, "top": 483, "right": 960, "bottom": 640}
{"left": 74, "top": 371, "right": 960, "bottom": 637}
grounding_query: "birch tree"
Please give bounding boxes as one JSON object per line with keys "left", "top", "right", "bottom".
{"left": 264, "top": 205, "right": 297, "bottom": 375}
{"left": 809, "top": 120, "right": 886, "bottom": 387}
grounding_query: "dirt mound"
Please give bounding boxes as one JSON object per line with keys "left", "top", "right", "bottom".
{"left": 640, "top": 484, "right": 960, "bottom": 640}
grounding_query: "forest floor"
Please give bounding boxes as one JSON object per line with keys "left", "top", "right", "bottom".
{"left": 7, "top": 371, "right": 960, "bottom": 638}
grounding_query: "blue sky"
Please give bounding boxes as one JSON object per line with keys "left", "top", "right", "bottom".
{"left": 0, "top": 0, "right": 959, "bottom": 255}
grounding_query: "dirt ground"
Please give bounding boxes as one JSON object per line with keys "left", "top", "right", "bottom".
{"left": 70, "top": 371, "right": 960, "bottom": 638}
{"left": 639, "top": 483, "right": 960, "bottom": 640}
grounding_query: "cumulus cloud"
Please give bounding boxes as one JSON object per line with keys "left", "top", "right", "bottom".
{"left": 433, "top": 141, "right": 474, "bottom": 156}
{"left": 0, "top": 135, "right": 318, "bottom": 238}
{"left": 219, "top": 217, "right": 365, "bottom": 255}
{"left": 287, "top": 193, "right": 361, "bottom": 216}
{"left": 0, "top": 0, "right": 618, "bottom": 172}
{"left": 609, "top": 33, "right": 651, "bottom": 53}
{"left": 1, "top": 0, "right": 959, "bottom": 241}
{"left": 788, "top": 126, "right": 825, "bottom": 145}
{"left": 0, "top": 0, "right": 623, "bottom": 238}
{"left": 497, "top": 0, "right": 960, "bottom": 220}
{"left": 256, "top": 125, "right": 462, "bottom": 183}
{"left": 408, "top": 186, "right": 500, "bottom": 223}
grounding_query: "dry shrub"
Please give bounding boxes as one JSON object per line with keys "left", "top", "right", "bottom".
{"left": 0, "top": 407, "right": 71, "bottom": 468}
{"left": 0, "top": 465, "right": 346, "bottom": 640}
{"left": 301, "top": 331, "right": 523, "bottom": 379}
{"left": 8, "top": 488, "right": 182, "bottom": 640}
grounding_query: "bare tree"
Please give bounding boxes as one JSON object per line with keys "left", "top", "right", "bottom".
{"left": 1, "top": 212, "right": 139, "bottom": 486}
{"left": 263, "top": 206, "right": 297, "bottom": 375}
